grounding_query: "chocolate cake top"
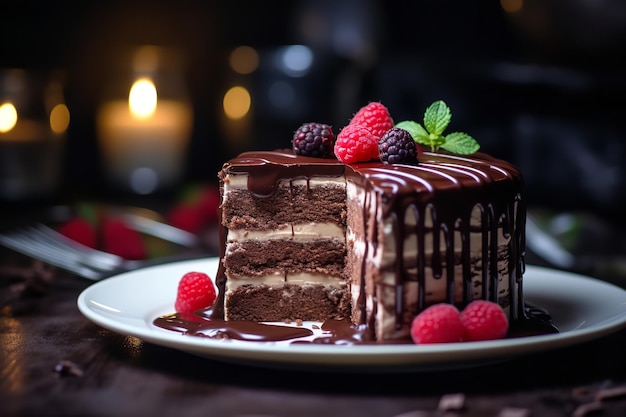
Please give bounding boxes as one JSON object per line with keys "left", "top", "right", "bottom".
{"left": 220, "top": 149, "right": 522, "bottom": 202}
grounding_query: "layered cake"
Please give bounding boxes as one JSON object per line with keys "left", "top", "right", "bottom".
{"left": 213, "top": 101, "right": 526, "bottom": 342}
{"left": 217, "top": 151, "right": 351, "bottom": 322}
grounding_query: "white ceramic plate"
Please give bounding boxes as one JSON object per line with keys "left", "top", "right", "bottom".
{"left": 77, "top": 259, "right": 626, "bottom": 372}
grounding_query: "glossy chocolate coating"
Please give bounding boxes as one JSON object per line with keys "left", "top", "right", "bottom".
{"left": 214, "top": 149, "right": 527, "bottom": 337}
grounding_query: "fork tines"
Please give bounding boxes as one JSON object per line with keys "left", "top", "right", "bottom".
{"left": 0, "top": 224, "right": 125, "bottom": 280}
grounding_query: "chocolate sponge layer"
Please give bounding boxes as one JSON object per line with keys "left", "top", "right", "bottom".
{"left": 225, "top": 239, "right": 346, "bottom": 278}
{"left": 222, "top": 184, "right": 346, "bottom": 231}
{"left": 225, "top": 283, "right": 351, "bottom": 322}
{"left": 221, "top": 176, "right": 351, "bottom": 322}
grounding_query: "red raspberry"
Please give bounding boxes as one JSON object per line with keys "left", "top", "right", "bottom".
{"left": 102, "top": 217, "right": 147, "bottom": 260}
{"left": 175, "top": 271, "right": 217, "bottom": 314}
{"left": 349, "top": 102, "right": 394, "bottom": 140}
{"left": 410, "top": 304, "right": 464, "bottom": 344}
{"left": 460, "top": 300, "right": 509, "bottom": 342}
{"left": 58, "top": 217, "right": 97, "bottom": 248}
{"left": 334, "top": 124, "right": 379, "bottom": 163}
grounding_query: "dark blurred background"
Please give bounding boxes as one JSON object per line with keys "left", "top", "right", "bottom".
{"left": 1, "top": 0, "right": 626, "bottom": 278}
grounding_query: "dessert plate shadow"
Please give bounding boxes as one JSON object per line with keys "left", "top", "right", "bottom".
{"left": 77, "top": 259, "right": 626, "bottom": 373}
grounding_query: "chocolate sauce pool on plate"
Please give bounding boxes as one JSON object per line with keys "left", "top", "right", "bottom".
{"left": 153, "top": 305, "right": 558, "bottom": 345}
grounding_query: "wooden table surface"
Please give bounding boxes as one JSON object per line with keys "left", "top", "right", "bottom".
{"left": 2, "top": 223, "right": 626, "bottom": 417}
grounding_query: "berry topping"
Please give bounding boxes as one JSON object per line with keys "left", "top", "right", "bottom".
{"left": 378, "top": 127, "right": 419, "bottom": 164}
{"left": 460, "top": 300, "right": 509, "bottom": 342}
{"left": 349, "top": 102, "right": 394, "bottom": 140}
{"left": 334, "top": 124, "right": 379, "bottom": 163}
{"left": 58, "top": 217, "right": 97, "bottom": 249}
{"left": 292, "top": 122, "right": 334, "bottom": 158}
{"left": 410, "top": 304, "right": 464, "bottom": 344}
{"left": 175, "top": 271, "right": 217, "bottom": 314}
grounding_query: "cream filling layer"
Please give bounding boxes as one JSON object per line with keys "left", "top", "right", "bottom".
{"left": 223, "top": 174, "right": 346, "bottom": 192}
{"left": 226, "top": 222, "right": 344, "bottom": 242}
{"left": 225, "top": 272, "right": 347, "bottom": 292}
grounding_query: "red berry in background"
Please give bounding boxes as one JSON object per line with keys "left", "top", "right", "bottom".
{"left": 175, "top": 271, "right": 217, "bottom": 314}
{"left": 195, "top": 185, "right": 220, "bottom": 224}
{"left": 349, "top": 102, "right": 395, "bottom": 140}
{"left": 410, "top": 304, "right": 464, "bottom": 344}
{"left": 102, "top": 217, "right": 147, "bottom": 260}
{"left": 334, "top": 124, "right": 379, "bottom": 163}
{"left": 167, "top": 205, "right": 205, "bottom": 234}
{"left": 167, "top": 185, "right": 220, "bottom": 233}
{"left": 58, "top": 217, "right": 97, "bottom": 248}
{"left": 460, "top": 300, "right": 509, "bottom": 342}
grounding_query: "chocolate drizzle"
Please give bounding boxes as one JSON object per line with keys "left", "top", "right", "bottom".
{"left": 345, "top": 152, "right": 526, "bottom": 336}
{"left": 154, "top": 312, "right": 314, "bottom": 341}
{"left": 214, "top": 149, "right": 529, "bottom": 339}
{"left": 153, "top": 305, "right": 557, "bottom": 344}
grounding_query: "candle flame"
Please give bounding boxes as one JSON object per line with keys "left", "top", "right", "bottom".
{"left": 0, "top": 102, "right": 18, "bottom": 133}
{"left": 129, "top": 78, "right": 157, "bottom": 119}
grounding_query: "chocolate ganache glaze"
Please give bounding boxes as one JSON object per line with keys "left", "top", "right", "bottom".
{"left": 348, "top": 151, "right": 527, "bottom": 335}
{"left": 155, "top": 150, "right": 558, "bottom": 344}
{"left": 219, "top": 150, "right": 346, "bottom": 197}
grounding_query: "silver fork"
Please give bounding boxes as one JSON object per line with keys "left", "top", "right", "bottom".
{"left": 0, "top": 224, "right": 147, "bottom": 280}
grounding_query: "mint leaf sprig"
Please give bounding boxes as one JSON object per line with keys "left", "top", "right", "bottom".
{"left": 395, "top": 100, "right": 480, "bottom": 155}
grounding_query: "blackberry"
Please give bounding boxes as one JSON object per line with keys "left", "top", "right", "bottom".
{"left": 378, "top": 127, "right": 418, "bottom": 164}
{"left": 292, "top": 122, "right": 334, "bottom": 158}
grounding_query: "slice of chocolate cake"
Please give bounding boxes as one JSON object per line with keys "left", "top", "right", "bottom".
{"left": 217, "top": 152, "right": 352, "bottom": 322}
{"left": 212, "top": 101, "right": 526, "bottom": 342}
{"left": 214, "top": 149, "right": 525, "bottom": 341}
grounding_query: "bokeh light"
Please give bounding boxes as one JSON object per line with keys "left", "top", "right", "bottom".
{"left": 501, "top": 0, "right": 523, "bottom": 13}
{"left": 230, "top": 46, "right": 259, "bottom": 75}
{"left": 223, "top": 86, "right": 251, "bottom": 120}
{"left": 49, "top": 103, "right": 70, "bottom": 134}
{"left": 277, "top": 45, "right": 313, "bottom": 77}
{"left": 0, "top": 102, "right": 18, "bottom": 133}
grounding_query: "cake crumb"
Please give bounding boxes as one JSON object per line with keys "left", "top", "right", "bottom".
{"left": 437, "top": 393, "right": 465, "bottom": 411}
{"left": 0, "top": 260, "right": 57, "bottom": 303}
{"left": 295, "top": 319, "right": 303, "bottom": 326}
{"left": 53, "top": 360, "right": 84, "bottom": 377}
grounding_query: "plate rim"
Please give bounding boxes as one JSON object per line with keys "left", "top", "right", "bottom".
{"left": 77, "top": 259, "right": 626, "bottom": 370}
